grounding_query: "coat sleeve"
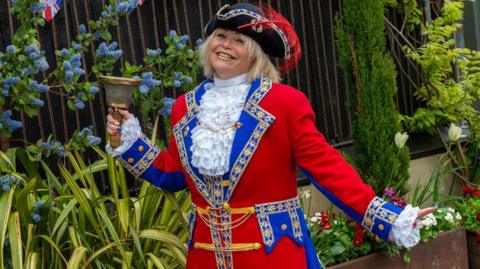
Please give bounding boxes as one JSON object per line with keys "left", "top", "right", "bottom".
{"left": 287, "top": 89, "right": 403, "bottom": 241}
{"left": 117, "top": 96, "right": 187, "bottom": 192}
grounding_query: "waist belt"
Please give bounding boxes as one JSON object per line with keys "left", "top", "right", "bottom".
{"left": 191, "top": 196, "right": 302, "bottom": 252}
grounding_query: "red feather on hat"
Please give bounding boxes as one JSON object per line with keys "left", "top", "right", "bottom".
{"left": 259, "top": 3, "right": 302, "bottom": 72}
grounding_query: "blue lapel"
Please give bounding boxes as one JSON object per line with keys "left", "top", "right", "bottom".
{"left": 173, "top": 80, "right": 212, "bottom": 204}
{"left": 173, "top": 77, "right": 275, "bottom": 206}
{"left": 223, "top": 77, "right": 275, "bottom": 202}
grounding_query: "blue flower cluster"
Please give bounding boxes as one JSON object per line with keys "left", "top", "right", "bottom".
{"left": 24, "top": 44, "right": 49, "bottom": 72}
{"left": 6, "top": 45, "right": 16, "bottom": 54}
{"left": 79, "top": 24, "right": 87, "bottom": 34}
{"left": 0, "top": 174, "right": 20, "bottom": 192}
{"left": 172, "top": 72, "right": 192, "bottom": 88}
{"left": 114, "top": 0, "right": 141, "bottom": 13}
{"left": 159, "top": 97, "right": 175, "bottom": 116}
{"left": 89, "top": 85, "right": 99, "bottom": 95}
{"left": 169, "top": 30, "right": 189, "bottom": 50}
{"left": 28, "top": 81, "right": 49, "bottom": 93}
{"left": 2, "top": 77, "right": 21, "bottom": 96}
{"left": 29, "top": 96, "right": 44, "bottom": 107}
{"left": 196, "top": 38, "right": 203, "bottom": 47}
{"left": 146, "top": 48, "right": 162, "bottom": 58}
{"left": 29, "top": 2, "right": 47, "bottom": 13}
{"left": 139, "top": 72, "right": 161, "bottom": 94}
{"left": 31, "top": 199, "right": 46, "bottom": 223}
{"left": 96, "top": 42, "right": 123, "bottom": 59}
{"left": 78, "top": 125, "right": 102, "bottom": 146}
{"left": 62, "top": 53, "right": 84, "bottom": 83}
{"left": 40, "top": 140, "right": 68, "bottom": 158}
{"left": 0, "top": 110, "right": 22, "bottom": 133}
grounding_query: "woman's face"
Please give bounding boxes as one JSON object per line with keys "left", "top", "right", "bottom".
{"left": 208, "top": 28, "right": 253, "bottom": 80}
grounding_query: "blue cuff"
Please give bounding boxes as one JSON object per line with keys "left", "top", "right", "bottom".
{"left": 119, "top": 134, "right": 160, "bottom": 177}
{"left": 361, "top": 197, "right": 403, "bottom": 241}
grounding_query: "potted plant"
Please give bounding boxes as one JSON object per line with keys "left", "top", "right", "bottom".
{"left": 457, "top": 186, "right": 480, "bottom": 268}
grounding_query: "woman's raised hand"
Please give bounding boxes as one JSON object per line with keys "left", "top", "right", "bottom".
{"left": 106, "top": 109, "right": 132, "bottom": 136}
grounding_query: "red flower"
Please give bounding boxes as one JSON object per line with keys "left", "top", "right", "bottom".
{"left": 473, "top": 190, "right": 480, "bottom": 196}
{"left": 353, "top": 236, "right": 363, "bottom": 246}
{"left": 477, "top": 212, "right": 480, "bottom": 222}
{"left": 464, "top": 186, "right": 474, "bottom": 194}
{"left": 323, "top": 223, "right": 332, "bottom": 230}
{"left": 476, "top": 234, "right": 480, "bottom": 245}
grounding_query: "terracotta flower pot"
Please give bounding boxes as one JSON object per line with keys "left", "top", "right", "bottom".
{"left": 327, "top": 227, "right": 468, "bottom": 269}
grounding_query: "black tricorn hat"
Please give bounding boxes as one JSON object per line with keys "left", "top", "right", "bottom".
{"left": 205, "top": 3, "right": 301, "bottom": 72}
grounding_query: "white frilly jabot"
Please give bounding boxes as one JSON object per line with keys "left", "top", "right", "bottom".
{"left": 190, "top": 74, "right": 250, "bottom": 176}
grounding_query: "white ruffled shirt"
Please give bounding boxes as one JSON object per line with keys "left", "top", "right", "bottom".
{"left": 189, "top": 74, "right": 250, "bottom": 176}
{"left": 106, "top": 74, "right": 420, "bottom": 248}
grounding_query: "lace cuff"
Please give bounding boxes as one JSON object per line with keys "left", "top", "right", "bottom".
{"left": 388, "top": 205, "right": 420, "bottom": 248}
{"left": 105, "top": 116, "right": 141, "bottom": 157}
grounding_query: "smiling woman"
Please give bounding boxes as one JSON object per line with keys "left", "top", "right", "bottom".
{"left": 105, "top": 3, "right": 434, "bottom": 269}
{"left": 200, "top": 28, "right": 280, "bottom": 82}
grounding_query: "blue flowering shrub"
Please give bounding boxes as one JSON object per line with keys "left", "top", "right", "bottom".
{"left": 0, "top": 1, "right": 199, "bottom": 267}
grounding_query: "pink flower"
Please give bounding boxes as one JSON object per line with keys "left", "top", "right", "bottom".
{"left": 383, "top": 187, "right": 396, "bottom": 198}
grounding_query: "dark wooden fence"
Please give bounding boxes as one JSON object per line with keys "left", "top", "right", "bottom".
{"left": 0, "top": 0, "right": 422, "bottom": 150}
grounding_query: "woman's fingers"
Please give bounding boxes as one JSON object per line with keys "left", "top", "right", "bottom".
{"left": 106, "top": 114, "right": 121, "bottom": 135}
{"left": 106, "top": 110, "right": 133, "bottom": 135}
{"left": 417, "top": 207, "right": 438, "bottom": 219}
{"left": 117, "top": 109, "right": 132, "bottom": 121}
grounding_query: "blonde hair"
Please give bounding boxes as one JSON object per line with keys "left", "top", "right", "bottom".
{"left": 199, "top": 29, "right": 281, "bottom": 83}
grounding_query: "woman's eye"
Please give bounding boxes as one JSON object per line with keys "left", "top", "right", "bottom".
{"left": 216, "top": 33, "right": 226, "bottom": 39}
{"left": 235, "top": 39, "right": 245, "bottom": 44}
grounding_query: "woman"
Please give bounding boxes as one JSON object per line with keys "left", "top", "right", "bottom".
{"left": 107, "top": 3, "right": 434, "bottom": 269}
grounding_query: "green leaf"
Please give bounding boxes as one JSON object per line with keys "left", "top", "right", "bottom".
{"left": 139, "top": 229, "right": 187, "bottom": 252}
{"left": 8, "top": 212, "right": 23, "bottom": 269}
{"left": 100, "top": 30, "right": 112, "bottom": 41}
{"left": 38, "top": 235, "right": 68, "bottom": 265}
{"left": 67, "top": 247, "right": 88, "bottom": 269}
{"left": 0, "top": 186, "right": 16, "bottom": 266}
{"left": 326, "top": 242, "right": 346, "bottom": 256}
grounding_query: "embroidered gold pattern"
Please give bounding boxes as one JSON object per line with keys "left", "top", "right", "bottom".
{"left": 361, "top": 197, "right": 399, "bottom": 232}
{"left": 254, "top": 196, "right": 303, "bottom": 247}
{"left": 119, "top": 134, "right": 160, "bottom": 176}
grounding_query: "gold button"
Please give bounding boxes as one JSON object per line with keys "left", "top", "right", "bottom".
{"left": 223, "top": 203, "right": 230, "bottom": 210}
{"left": 253, "top": 243, "right": 261, "bottom": 250}
{"left": 205, "top": 206, "right": 211, "bottom": 213}
{"left": 281, "top": 224, "right": 288, "bottom": 231}
{"left": 378, "top": 224, "right": 384, "bottom": 231}
{"left": 138, "top": 145, "right": 144, "bottom": 152}
{"left": 127, "top": 157, "right": 134, "bottom": 164}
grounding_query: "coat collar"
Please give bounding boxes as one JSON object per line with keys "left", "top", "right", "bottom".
{"left": 173, "top": 77, "right": 275, "bottom": 206}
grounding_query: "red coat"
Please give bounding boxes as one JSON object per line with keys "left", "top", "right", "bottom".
{"left": 119, "top": 77, "right": 403, "bottom": 269}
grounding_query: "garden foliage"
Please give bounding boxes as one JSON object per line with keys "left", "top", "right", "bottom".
{"left": 336, "top": 0, "right": 410, "bottom": 195}
{"left": 0, "top": 0, "right": 202, "bottom": 267}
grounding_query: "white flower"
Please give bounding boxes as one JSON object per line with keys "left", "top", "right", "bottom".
{"left": 310, "top": 217, "right": 318, "bottom": 223}
{"left": 394, "top": 132, "right": 409, "bottom": 149}
{"left": 448, "top": 123, "right": 462, "bottom": 142}
{"left": 447, "top": 207, "right": 455, "bottom": 213}
{"left": 456, "top": 213, "right": 462, "bottom": 220}
{"left": 315, "top": 212, "right": 321, "bottom": 218}
{"left": 303, "top": 214, "right": 307, "bottom": 220}
{"left": 445, "top": 212, "right": 454, "bottom": 223}
{"left": 301, "top": 189, "right": 311, "bottom": 199}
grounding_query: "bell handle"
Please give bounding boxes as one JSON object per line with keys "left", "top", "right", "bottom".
{"left": 109, "top": 107, "right": 124, "bottom": 149}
